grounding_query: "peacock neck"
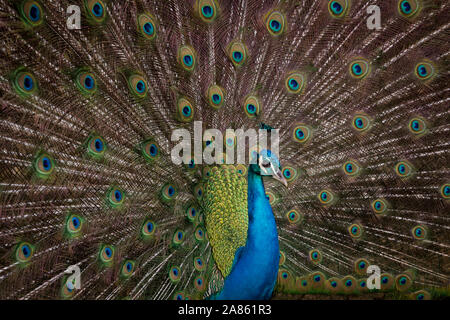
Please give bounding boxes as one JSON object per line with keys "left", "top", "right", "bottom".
{"left": 246, "top": 168, "right": 279, "bottom": 250}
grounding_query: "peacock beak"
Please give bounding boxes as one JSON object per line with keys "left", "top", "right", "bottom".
{"left": 273, "top": 168, "right": 288, "bottom": 187}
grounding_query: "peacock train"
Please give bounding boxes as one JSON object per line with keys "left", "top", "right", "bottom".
{"left": 0, "top": 0, "right": 448, "bottom": 300}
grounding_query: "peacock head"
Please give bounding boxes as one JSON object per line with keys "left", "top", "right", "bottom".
{"left": 250, "top": 149, "right": 288, "bottom": 187}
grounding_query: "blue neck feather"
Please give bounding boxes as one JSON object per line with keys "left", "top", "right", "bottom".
{"left": 211, "top": 165, "right": 280, "bottom": 300}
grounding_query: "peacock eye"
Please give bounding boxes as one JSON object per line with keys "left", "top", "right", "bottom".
{"left": 318, "top": 189, "right": 335, "bottom": 206}
{"left": 243, "top": 95, "right": 261, "bottom": 118}
{"left": 169, "top": 266, "right": 181, "bottom": 282}
{"left": 285, "top": 72, "right": 306, "bottom": 94}
{"left": 177, "top": 97, "right": 195, "bottom": 122}
{"left": 138, "top": 13, "right": 157, "bottom": 40}
{"left": 265, "top": 10, "right": 286, "bottom": 36}
{"left": 141, "top": 219, "right": 156, "bottom": 239}
{"left": 198, "top": 0, "right": 218, "bottom": 23}
{"left": 228, "top": 41, "right": 247, "bottom": 67}
{"left": 172, "top": 229, "right": 185, "bottom": 246}
{"left": 309, "top": 249, "right": 322, "bottom": 264}
{"left": 173, "top": 292, "right": 185, "bottom": 300}
{"left": 207, "top": 84, "right": 224, "bottom": 109}
{"left": 412, "top": 225, "right": 427, "bottom": 240}
{"left": 371, "top": 198, "right": 389, "bottom": 215}
{"left": 14, "top": 70, "right": 38, "bottom": 96}
{"left": 99, "top": 244, "right": 114, "bottom": 266}
{"left": 194, "top": 275, "right": 206, "bottom": 291}
{"left": 348, "top": 223, "right": 363, "bottom": 239}
{"left": 21, "top": 1, "right": 44, "bottom": 26}
{"left": 87, "top": 135, "right": 106, "bottom": 158}
{"left": 262, "top": 161, "right": 271, "bottom": 168}
{"left": 412, "top": 290, "right": 430, "bottom": 300}
{"left": 441, "top": 183, "right": 450, "bottom": 199}
{"left": 352, "top": 113, "right": 372, "bottom": 133}
{"left": 414, "top": 61, "right": 435, "bottom": 81}
{"left": 66, "top": 214, "right": 83, "bottom": 238}
{"left": 178, "top": 45, "right": 197, "bottom": 71}
{"left": 398, "top": 0, "right": 421, "bottom": 18}
{"left": 128, "top": 74, "right": 148, "bottom": 98}
{"left": 141, "top": 139, "right": 160, "bottom": 162}
{"left": 408, "top": 117, "right": 427, "bottom": 135}
{"left": 34, "top": 152, "right": 55, "bottom": 178}
{"left": 15, "top": 242, "right": 34, "bottom": 263}
{"left": 349, "top": 58, "right": 370, "bottom": 79}
{"left": 121, "top": 260, "right": 135, "bottom": 278}
{"left": 194, "top": 256, "right": 206, "bottom": 271}
{"left": 85, "top": 0, "right": 107, "bottom": 23}
{"left": 354, "top": 258, "right": 369, "bottom": 275}
{"left": 343, "top": 160, "right": 361, "bottom": 177}
{"left": 394, "top": 160, "right": 414, "bottom": 178}
{"left": 76, "top": 71, "right": 97, "bottom": 94}
{"left": 161, "top": 183, "right": 177, "bottom": 202}
{"left": 194, "top": 226, "right": 205, "bottom": 242}
{"left": 328, "top": 0, "right": 350, "bottom": 18}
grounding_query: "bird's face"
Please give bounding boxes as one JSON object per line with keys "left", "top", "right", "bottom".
{"left": 252, "top": 149, "right": 287, "bottom": 187}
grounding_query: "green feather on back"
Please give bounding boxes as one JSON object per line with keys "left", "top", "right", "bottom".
{"left": 202, "top": 165, "right": 248, "bottom": 278}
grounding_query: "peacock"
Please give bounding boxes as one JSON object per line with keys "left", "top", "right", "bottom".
{"left": 0, "top": 0, "right": 449, "bottom": 301}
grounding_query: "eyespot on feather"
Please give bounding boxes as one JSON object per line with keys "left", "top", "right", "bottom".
{"left": 285, "top": 208, "right": 303, "bottom": 225}
{"left": 85, "top": 0, "right": 106, "bottom": 23}
{"left": 285, "top": 72, "right": 306, "bottom": 94}
{"left": 398, "top": 0, "right": 422, "bottom": 19}
{"left": 169, "top": 265, "right": 181, "bottom": 282}
{"left": 87, "top": 135, "right": 106, "bottom": 158}
{"left": 243, "top": 95, "right": 261, "bottom": 118}
{"left": 318, "top": 189, "right": 336, "bottom": 206}
{"left": 342, "top": 160, "right": 362, "bottom": 177}
{"left": 15, "top": 242, "right": 35, "bottom": 263}
{"left": 76, "top": 70, "right": 97, "bottom": 94}
{"left": 408, "top": 117, "right": 428, "bottom": 136}
{"left": 292, "top": 124, "right": 312, "bottom": 144}
{"left": 440, "top": 183, "right": 450, "bottom": 199}
{"left": 328, "top": 0, "right": 350, "bottom": 18}
{"left": 394, "top": 160, "right": 414, "bottom": 179}
{"left": 20, "top": 1, "right": 44, "bottom": 26}
{"left": 371, "top": 198, "right": 389, "bottom": 215}
{"left": 13, "top": 69, "right": 38, "bottom": 96}
{"left": 176, "top": 97, "right": 195, "bottom": 122}
{"left": 65, "top": 213, "right": 83, "bottom": 238}
{"left": 172, "top": 229, "right": 185, "bottom": 246}
{"left": 141, "top": 139, "right": 160, "bottom": 162}
{"left": 178, "top": 45, "right": 197, "bottom": 71}
{"left": 196, "top": 0, "right": 219, "bottom": 23}
{"left": 414, "top": 60, "right": 436, "bottom": 81}
{"left": 264, "top": 10, "right": 286, "bottom": 36}
{"left": 207, "top": 84, "right": 225, "bottom": 109}
{"left": 128, "top": 74, "right": 148, "bottom": 98}
{"left": 228, "top": 41, "right": 248, "bottom": 67}
{"left": 354, "top": 258, "right": 370, "bottom": 276}
{"left": 120, "top": 260, "right": 136, "bottom": 278}
{"left": 349, "top": 58, "right": 370, "bottom": 79}
{"left": 98, "top": 244, "right": 115, "bottom": 266}
{"left": 106, "top": 187, "right": 125, "bottom": 208}
{"left": 138, "top": 13, "right": 157, "bottom": 40}
{"left": 351, "top": 112, "right": 372, "bottom": 133}
{"left": 309, "top": 249, "right": 322, "bottom": 265}
{"left": 33, "top": 152, "right": 55, "bottom": 178}
{"left": 348, "top": 223, "right": 363, "bottom": 239}
{"left": 141, "top": 219, "right": 156, "bottom": 239}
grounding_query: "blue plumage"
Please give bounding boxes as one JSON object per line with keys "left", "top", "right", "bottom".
{"left": 210, "top": 165, "right": 280, "bottom": 300}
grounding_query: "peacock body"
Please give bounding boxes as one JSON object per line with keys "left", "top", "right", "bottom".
{"left": 0, "top": 0, "right": 449, "bottom": 300}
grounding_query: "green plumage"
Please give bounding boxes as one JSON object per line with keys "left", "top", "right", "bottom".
{"left": 203, "top": 166, "right": 248, "bottom": 278}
